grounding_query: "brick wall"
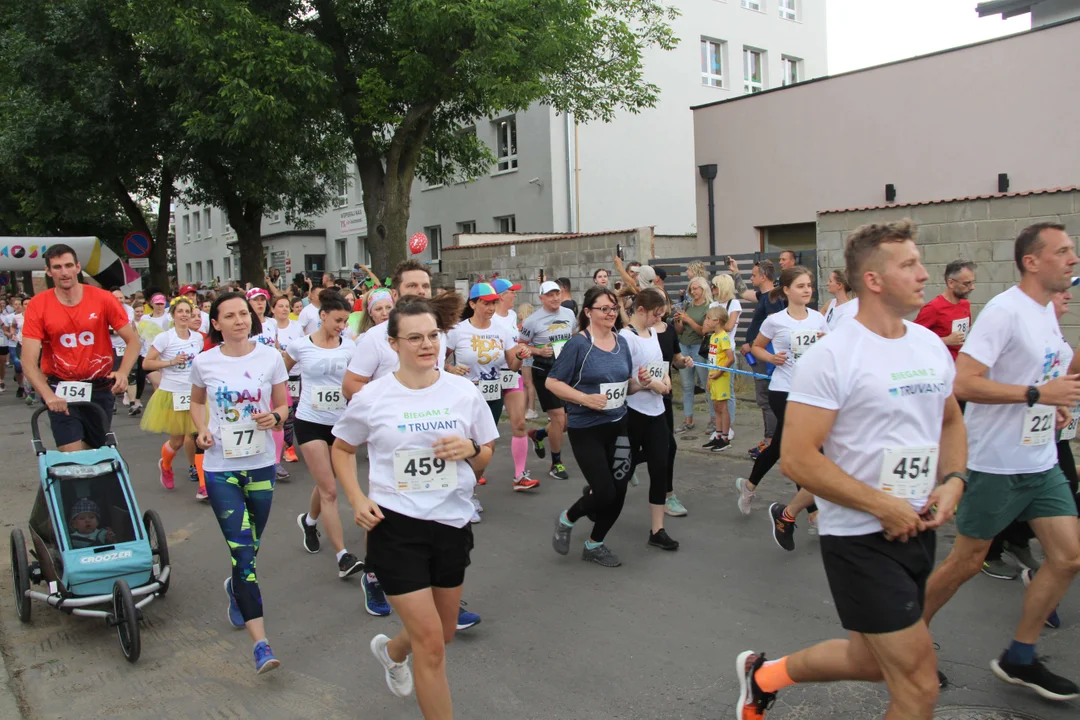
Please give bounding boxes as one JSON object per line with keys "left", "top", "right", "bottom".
{"left": 816, "top": 189, "right": 1080, "bottom": 345}
{"left": 436, "top": 227, "right": 652, "bottom": 305}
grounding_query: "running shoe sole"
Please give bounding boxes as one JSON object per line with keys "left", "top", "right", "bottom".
{"left": 990, "top": 658, "right": 1080, "bottom": 701}
{"left": 513, "top": 482, "right": 540, "bottom": 492}
{"left": 338, "top": 559, "right": 364, "bottom": 579}
{"left": 297, "top": 513, "right": 319, "bottom": 554}
{"left": 256, "top": 657, "right": 280, "bottom": 674}
{"left": 735, "top": 650, "right": 755, "bottom": 720}
{"left": 456, "top": 615, "right": 481, "bottom": 631}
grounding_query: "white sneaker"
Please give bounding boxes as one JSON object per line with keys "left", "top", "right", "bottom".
{"left": 470, "top": 508, "right": 482, "bottom": 524}
{"left": 370, "top": 634, "right": 413, "bottom": 698}
{"left": 471, "top": 496, "right": 483, "bottom": 513}
{"left": 525, "top": 408, "right": 538, "bottom": 420}
{"left": 735, "top": 477, "right": 755, "bottom": 516}
{"left": 727, "top": 427, "right": 735, "bottom": 441}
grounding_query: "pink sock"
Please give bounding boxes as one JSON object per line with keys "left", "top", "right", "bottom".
{"left": 273, "top": 429, "right": 284, "bottom": 463}
{"left": 511, "top": 435, "right": 528, "bottom": 477}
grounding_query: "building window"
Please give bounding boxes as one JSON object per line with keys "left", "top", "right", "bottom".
{"left": 206, "top": 259, "right": 214, "bottom": 282}
{"left": 335, "top": 238, "right": 347, "bottom": 269}
{"left": 700, "top": 38, "right": 725, "bottom": 88}
{"left": 182, "top": 214, "right": 190, "bottom": 243}
{"left": 195, "top": 261, "right": 203, "bottom": 282}
{"left": 458, "top": 220, "right": 476, "bottom": 235}
{"left": 495, "top": 215, "right": 516, "bottom": 233}
{"left": 494, "top": 116, "right": 518, "bottom": 172}
{"left": 743, "top": 48, "right": 765, "bottom": 93}
{"left": 193, "top": 211, "right": 201, "bottom": 239}
{"left": 782, "top": 56, "right": 801, "bottom": 86}
{"left": 185, "top": 263, "right": 192, "bottom": 282}
{"left": 334, "top": 170, "right": 348, "bottom": 208}
{"left": 356, "top": 236, "right": 369, "bottom": 267}
{"left": 224, "top": 257, "right": 231, "bottom": 280}
{"left": 779, "top": 0, "right": 796, "bottom": 20}
{"left": 424, "top": 226, "right": 442, "bottom": 262}
{"left": 741, "top": 0, "right": 762, "bottom": 10}
{"left": 269, "top": 211, "right": 282, "bottom": 224}
{"left": 204, "top": 208, "right": 212, "bottom": 233}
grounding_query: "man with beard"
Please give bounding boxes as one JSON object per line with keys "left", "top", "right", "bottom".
{"left": 914, "top": 260, "right": 975, "bottom": 361}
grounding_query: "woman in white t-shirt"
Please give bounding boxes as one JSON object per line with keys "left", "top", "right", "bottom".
{"left": 711, "top": 274, "right": 743, "bottom": 437}
{"left": 190, "top": 291, "right": 289, "bottom": 675}
{"left": 738, "top": 266, "right": 827, "bottom": 524}
{"left": 140, "top": 297, "right": 204, "bottom": 493}
{"left": 447, "top": 282, "right": 531, "bottom": 509}
{"left": 331, "top": 296, "right": 497, "bottom": 711}
{"left": 247, "top": 288, "right": 287, "bottom": 480}
{"left": 823, "top": 269, "right": 854, "bottom": 330}
{"left": 146, "top": 294, "right": 171, "bottom": 331}
{"left": 619, "top": 288, "right": 678, "bottom": 551}
{"left": 272, "top": 294, "right": 305, "bottom": 464}
{"left": 284, "top": 292, "right": 364, "bottom": 583}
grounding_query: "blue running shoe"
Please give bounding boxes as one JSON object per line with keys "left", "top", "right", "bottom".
{"left": 456, "top": 602, "right": 481, "bottom": 631}
{"left": 1047, "top": 608, "right": 1062, "bottom": 629}
{"left": 189, "top": 465, "right": 199, "bottom": 483}
{"left": 254, "top": 640, "right": 280, "bottom": 674}
{"left": 224, "top": 577, "right": 245, "bottom": 629}
{"left": 362, "top": 573, "right": 392, "bottom": 617}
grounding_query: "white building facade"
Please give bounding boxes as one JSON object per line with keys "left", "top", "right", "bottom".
{"left": 175, "top": 0, "right": 827, "bottom": 282}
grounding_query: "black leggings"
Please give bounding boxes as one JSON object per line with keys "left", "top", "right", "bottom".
{"left": 565, "top": 418, "right": 633, "bottom": 543}
{"left": 283, "top": 380, "right": 300, "bottom": 448}
{"left": 987, "top": 438, "right": 1080, "bottom": 560}
{"left": 628, "top": 408, "right": 671, "bottom": 505}
{"left": 132, "top": 356, "right": 146, "bottom": 400}
{"left": 663, "top": 400, "right": 677, "bottom": 487}
{"left": 749, "top": 390, "right": 788, "bottom": 486}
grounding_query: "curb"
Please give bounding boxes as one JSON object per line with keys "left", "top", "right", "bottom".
{"left": 0, "top": 650, "right": 26, "bottom": 719}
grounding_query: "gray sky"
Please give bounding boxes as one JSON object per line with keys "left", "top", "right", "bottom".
{"left": 827, "top": 0, "right": 1031, "bottom": 74}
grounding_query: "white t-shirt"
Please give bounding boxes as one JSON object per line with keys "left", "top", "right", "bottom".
{"left": 447, "top": 319, "right": 516, "bottom": 385}
{"left": 298, "top": 303, "right": 322, "bottom": 335}
{"left": 150, "top": 329, "right": 204, "bottom": 393}
{"left": 110, "top": 305, "right": 136, "bottom": 354}
{"left": 274, "top": 319, "right": 305, "bottom": 376}
{"left": 198, "top": 310, "right": 210, "bottom": 335}
{"left": 1, "top": 310, "right": 17, "bottom": 348}
{"left": 829, "top": 297, "right": 859, "bottom": 328}
{"left": 286, "top": 335, "right": 353, "bottom": 425}
{"left": 788, "top": 319, "right": 955, "bottom": 536}
{"left": 757, "top": 308, "right": 829, "bottom": 392}
{"left": 723, "top": 297, "right": 743, "bottom": 321}
{"left": 493, "top": 310, "right": 518, "bottom": 340}
{"left": 348, "top": 322, "right": 447, "bottom": 381}
{"left": 189, "top": 344, "right": 289, "bottom": 472}
{"left": 13, "top": 312, "right": 24, "bottom": 344}
{"left": 332, "top": 371, "right": 499, "bottom": 528}
{"left": 620, "top": 327, "right": 665, "bottom": 416}
{"left": 961, "top": 285, "right": 1067, "bottom": 474}
{"left": 146, "top": 313, "right": 171, "bottom": 332}
{"left": 251, "top": 318, "right": 278, "bottom": 349}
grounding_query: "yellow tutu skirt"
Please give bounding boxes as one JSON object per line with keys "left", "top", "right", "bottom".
{"left": 140, "top": 390, "right": 198, "bottom": 436}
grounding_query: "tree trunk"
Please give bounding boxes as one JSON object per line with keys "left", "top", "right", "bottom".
{"left": 362, "top": 171, "right": 412, "bottom": 279}
{"left": 231, "top": 201, "right": 265, "bottom": 289}
{"left": 19, "top": 271, "right": 34, "bottom": 296}
{"left": 148, "top": 165, "right": 174, "bottom": 292}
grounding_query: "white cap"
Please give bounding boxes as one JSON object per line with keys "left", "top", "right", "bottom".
{"left": 540, "top": 280, "right": 561, "bottom": 295}
{"left": 637, "top": 265, "right": 657, "bottom": 287}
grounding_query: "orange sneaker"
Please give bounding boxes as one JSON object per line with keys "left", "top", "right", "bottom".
{"left": 284, "top": 446, "right": 298, "bottom": 463}
{"left": 477, "top": 476, "right": 487, "bottom": 485}
{"left": 512, "top": 471, "right": 540, "bottom": 492}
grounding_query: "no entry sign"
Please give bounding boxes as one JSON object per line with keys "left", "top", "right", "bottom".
{"left": 124, "top": 231, "right": 152, "bottom": 259}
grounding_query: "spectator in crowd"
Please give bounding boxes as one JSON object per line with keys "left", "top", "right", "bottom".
{"left": 741, "top": 259, "right": 780, "bottom": 458}
{"left": 557, "top": 277, "right": 577, "bottom": 314}
{"left": 778, "top": 250, "right": 797, "bottom": 270}
{"left": 593, "top": 268, "right": 610, "bottom": 287}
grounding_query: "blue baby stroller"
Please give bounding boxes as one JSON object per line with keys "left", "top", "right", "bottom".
{"left": 9, "top": 402, "right": 171, "bottom": 663}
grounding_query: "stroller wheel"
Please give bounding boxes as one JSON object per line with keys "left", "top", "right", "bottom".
{"left": 143, "top": 510, "right": 170, "bottom": 597}
{"left": 112, "top": 579, "right": 141, "bottom": 663}
{"left": 9, "top": 529, "right": 30, "bottom": 623}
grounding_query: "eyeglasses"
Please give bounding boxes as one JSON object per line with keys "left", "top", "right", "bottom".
{"left": 394, "top": 332, "right": 441, "bottom": 347}
{"left": 589, "top": 306, "right": 618, "bottom": 315}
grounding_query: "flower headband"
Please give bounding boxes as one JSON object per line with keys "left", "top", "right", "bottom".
{"left": 369, "top": 289, "right": 393, "bottom": 305}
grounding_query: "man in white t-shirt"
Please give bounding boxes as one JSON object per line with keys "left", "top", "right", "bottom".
{"left": 920, "top": 222, "right": 1080, "bottom": 701}
{"left": 735, "top": 219, "right": 967, "bottom": 720}
{"left": 298, "top": 285, "right": 324, "bottom": 335}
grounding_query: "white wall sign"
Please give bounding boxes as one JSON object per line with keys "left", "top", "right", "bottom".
{"left": 339, "top": 208, "right": 366, "bottom": 234}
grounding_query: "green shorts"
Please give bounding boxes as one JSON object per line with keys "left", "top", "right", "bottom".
{"left": 956, "top": 466, "right": 1077, "bottom": 540}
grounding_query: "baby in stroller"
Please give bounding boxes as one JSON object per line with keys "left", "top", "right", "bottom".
{"left": 68, "top": 498, "right": 116, "bottom": 549}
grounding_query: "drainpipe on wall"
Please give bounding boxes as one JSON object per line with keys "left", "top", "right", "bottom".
{"left": 565, "top": 113, "right": 577, "bottom": 233}
{"left": 698, "top": 164, "right": 718, "bottom": 257}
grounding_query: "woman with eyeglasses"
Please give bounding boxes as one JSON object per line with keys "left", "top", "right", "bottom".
{"left": 547, "top": 286, "right": 651, "bottom": 568}
{"left": 331, "top": 295, "right": 497, "bottom": 714}
{"left": 448, "top": 283, "right": 533, "bottom": 514}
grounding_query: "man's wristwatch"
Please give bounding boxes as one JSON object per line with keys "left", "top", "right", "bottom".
{"left": 943, "top": 471, "right": 968, "bottom": 489}
{"left": 1026, "top": 385, "right": 1040, "bottom": 407}
{"left": 468, "top": 439, "right": 481, "bottom": 458}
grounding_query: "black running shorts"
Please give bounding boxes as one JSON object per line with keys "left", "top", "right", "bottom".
{"left": 531, "top": 364, "right": 563, "bottom": 412}
{"left": 293, "top": 417, "right": 336, "bottom": 446}
{"left": 820, "top": 530, "right": 936, "bottom": 635}
{"left": 365, "top": 507, "right": 473, "bottom": 597}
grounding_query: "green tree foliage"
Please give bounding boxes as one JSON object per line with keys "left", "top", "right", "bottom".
{"left": 310, "top": 0, "right": 678, "bottom": 275}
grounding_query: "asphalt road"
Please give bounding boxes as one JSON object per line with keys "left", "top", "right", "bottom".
{"left": 0, "top": 389, "right": 1076, "bottom": 720}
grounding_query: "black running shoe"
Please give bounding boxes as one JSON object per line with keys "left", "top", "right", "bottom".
{"left": 337, "top": 552, "right": 364, "bottom": 579}
{"left": 15, "top": 387, "right": 23, "bottom": 399}
{"left": 769, "top": 502, "right": 796, "bottom": 552}
{"left": 990, "top": 650, "right": 1079, "bottom": 701}
{"left": 527, "top": 428, "right": 546, "bottom": 459}
{"left": 736, "top": 650, "right": 777, "bottom": 719}
{"left": 702, "top": 435, "right": 721, "bottom": 449}
{"left": 297, "top": 513, "right": 320, "bottom": 553}
{"left": 648, "top": 528, "right": 680, "bottom": 551}
{"left": 710, "top": 437, "right": 731, "bottom": 453}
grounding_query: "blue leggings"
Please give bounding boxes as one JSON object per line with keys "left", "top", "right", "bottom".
{"left": 205, "top": 465, "right": 275, "bottom": 621}
{"left": 12, "top": 343, "right": 21, "bottom": 373}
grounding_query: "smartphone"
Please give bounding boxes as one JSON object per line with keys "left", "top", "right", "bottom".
{"left": 614, "top": 280, "right": 623, "bottom": 291}
{"left": 538, "top": 268, "right": 546, "bottom": 283}
{"left": 616, "top": 244, "right": 624, "bottom": 260}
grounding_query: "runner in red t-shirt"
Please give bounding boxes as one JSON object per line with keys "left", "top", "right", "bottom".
{"left": 913, "top": 259, "right": 975, "bottom": 361}
{"left": 21, "top": 244, "right": 140, "bottom": 451}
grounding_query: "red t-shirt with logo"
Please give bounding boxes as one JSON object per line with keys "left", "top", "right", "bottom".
{"left": 913, "top": 294, "right": 971, "bottom": 360}
{"left": 23, "top": 286, "right": 132, "bottom": 380}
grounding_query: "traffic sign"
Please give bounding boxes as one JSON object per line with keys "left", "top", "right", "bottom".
{"left": 128, "top": 258, "right": 149, "bottom": 269}
{"left": 124, "top": 231, "right": 152, "bottom": 258}
{"left": 0, "top": 274, "right": 9, "bottom": 286}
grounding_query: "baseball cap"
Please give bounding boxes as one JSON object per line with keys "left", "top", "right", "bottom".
{"left": 469, "top": 282, "right": 501, "bottom": 301}
{"left": 151, "top": 294, "right": 166, "bottom": 305}
{"left": 178, "top": 285, "right": 196, "bottom": 296}
{"left": 246, "top": 288, "right": 270, "bottom": 301}
{"left": 637, "top": 266, "right": 657, "bottom": 287}
{"left": 492, "top": 278, "right": 522, "bottom": 293}
{"left": 539, "top": 280, "right": 561, "bottom": 295}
